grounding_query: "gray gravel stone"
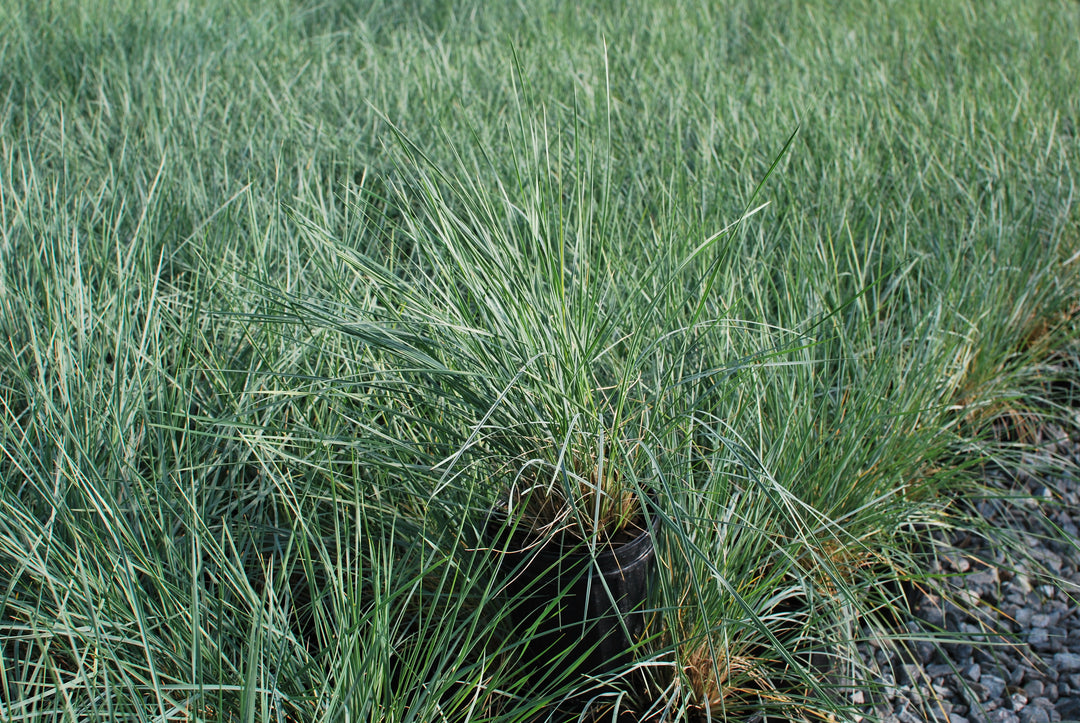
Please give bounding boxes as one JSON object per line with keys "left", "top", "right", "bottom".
{"left": 965, "top": 682, "right": 992, "bottom": 706}
{"left": 1053, "top": 653, "right": 1080, "bottom": 673}
{"left": 1019, "top": 707, "right": 1051, "bottom": 723}
{"left": 930, "top": 663, "right": 957, "bottom": 678}
{"left": 986, "top": 710, "right": 1020, "bottom": 723}
{"left": 984, "top": 675, "right": 1008, "bottom": 701}
{"left": 898, "top": 705, "right": 923, "bottom": 723}
{"left": 1054, "top": 697, "right": 1080, "bottom": 720}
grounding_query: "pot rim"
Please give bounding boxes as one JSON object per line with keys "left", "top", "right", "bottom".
{"left": 486, "top": 492, "right": 660, "bottom": 569}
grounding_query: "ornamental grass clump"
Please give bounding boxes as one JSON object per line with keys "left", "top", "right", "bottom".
{"left": 281, "top": 107, "right": 783, "bottom": 548}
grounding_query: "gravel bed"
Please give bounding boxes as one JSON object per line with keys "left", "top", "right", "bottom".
{"left": 857, "top": 424, "right": 1080, "bottom": 723}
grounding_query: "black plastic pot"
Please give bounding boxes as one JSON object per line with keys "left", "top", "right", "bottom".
{"left": 489, "top": 506, "right": 659, "bottom": 691}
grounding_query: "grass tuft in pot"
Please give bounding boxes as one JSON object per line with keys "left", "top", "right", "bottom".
{"left": 278, "top": 102, "right": 789, "bottom": 550}
{"left": 262, "top": 97, "right": 792, "bottom": 711}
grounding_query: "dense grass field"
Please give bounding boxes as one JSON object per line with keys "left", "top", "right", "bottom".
{"left": 2, "top": 0, "right": 1079, "bottom": 720}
